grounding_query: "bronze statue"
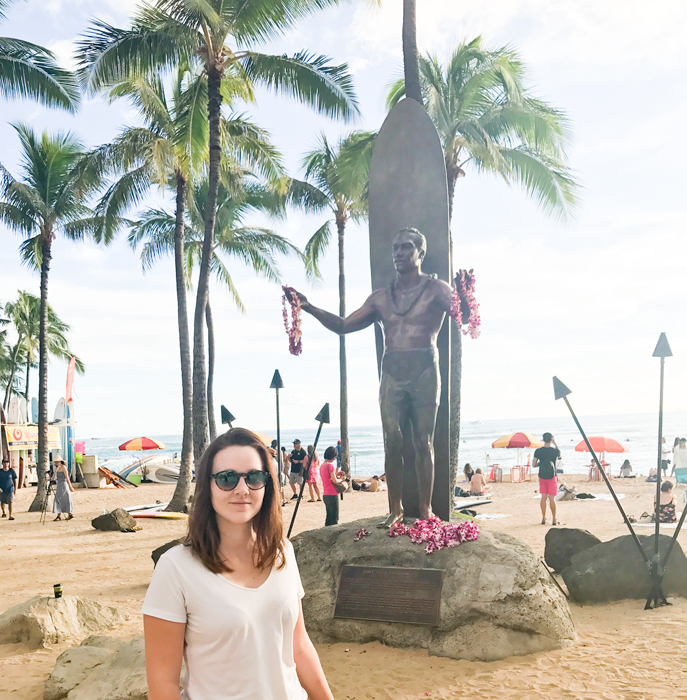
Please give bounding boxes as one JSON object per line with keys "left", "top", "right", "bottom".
{"left": 287, "top": 228, "right": 453, "bottom": 527}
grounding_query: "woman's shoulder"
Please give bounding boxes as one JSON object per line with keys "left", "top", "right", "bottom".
{"left": 156, "top": 542, "right": 194, "bottom": 570}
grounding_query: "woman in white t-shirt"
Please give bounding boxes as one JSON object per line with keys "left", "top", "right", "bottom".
{"left": 143, "top": 428, "right": 334, "bottom": 700}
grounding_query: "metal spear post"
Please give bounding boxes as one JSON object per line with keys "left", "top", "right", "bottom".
{"left": 552, "top": 377, "right": 661, "bottom": 605}
{"left": 270, "top": 370, "right": 285, "bottom": 505}
{"left": 287, "top": 403, "right": 330, "bottom": 539}
{"left": 220, "top": 405, "right": 235, "bottom": 429}
{"left": 646, "top": 333, "right": 672, "bottom": 609}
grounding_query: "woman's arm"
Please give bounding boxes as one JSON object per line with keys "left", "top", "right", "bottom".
{"left": 293, "top": 603, "right": 334, "bottom": 700}
{"left": 144, "top": 616, "right": 185, "bottom": 700}
{"left": 60, "top": 465, "right": 75, "bottom": 492}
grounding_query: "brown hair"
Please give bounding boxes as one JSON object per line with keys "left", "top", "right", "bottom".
{"left": 185, "top": 428, "right": 285, "bottom": 574}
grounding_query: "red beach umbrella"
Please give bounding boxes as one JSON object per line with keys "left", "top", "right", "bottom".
{"left": 491, "top": 432, "right": 544, "bottom": 449}
{"left": 118, "top": 437, "right": 166, "bottom": 451}
{"left": 574, "top": 437, "right": 628, "bottom": 454}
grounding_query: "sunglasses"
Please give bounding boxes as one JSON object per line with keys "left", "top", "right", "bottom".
{"left": 212, "top": 469, "right": 270, "bottom": 491}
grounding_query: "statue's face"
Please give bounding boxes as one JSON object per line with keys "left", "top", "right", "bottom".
{"left": 392, "top": 233, "right": 423, "bottom": 273}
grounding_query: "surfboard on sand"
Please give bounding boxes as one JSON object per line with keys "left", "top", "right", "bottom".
{"left": 368, "top": 98, "right": 451, "bottom": 521}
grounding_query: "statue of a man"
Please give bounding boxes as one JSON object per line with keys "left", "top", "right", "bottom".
{"left": 288, "top": 228, "right": 453, "bottom": 527}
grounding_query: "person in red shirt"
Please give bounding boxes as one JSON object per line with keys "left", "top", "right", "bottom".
{"left": 319, "top": 446, "right": 345, "bottom": 526}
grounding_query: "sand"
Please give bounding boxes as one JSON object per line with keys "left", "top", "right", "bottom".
{"left": 2, "top": 474, "right": 686, "bottom": 700}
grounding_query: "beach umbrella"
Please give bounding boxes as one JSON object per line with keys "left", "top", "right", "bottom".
{"left": 574, "top": 437, "right": 627, "bottom": 454}
{"left": 118, "top": 437, "right": 166, "bottom": 451}
{"left": 491, "top": 432, "right": 544, "bottom": 473}
{"left": 491, "top": 432, "right": 544, "bottom": 449}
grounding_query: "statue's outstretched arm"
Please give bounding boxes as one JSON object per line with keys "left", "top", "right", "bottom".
{"left": 286, "top": 288, "right": 378, "bottom": 335}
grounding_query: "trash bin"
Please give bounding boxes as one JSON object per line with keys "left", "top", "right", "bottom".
{"left": 129, "top": 474, "right": 142, "bottom": 485}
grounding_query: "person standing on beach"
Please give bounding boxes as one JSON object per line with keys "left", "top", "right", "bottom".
{"left": 0, "top": 458, "right": 17, "bottom": 520}
{"left": 52, "top": 456, "right": 75, "bottom": 521}
{"left": 142, "top": 428, "right": 336, "bottom": 700}
{"left": 671, "top": 438, "right": 687, "bottom": 477}
{"left": 532, "top": 433, "right": 560, "bottom": 525}
{"left": 661, "top": 437, "right": 672, "bottom": 475}
{"left": 320, "top": 446, "right": 345, "bottom": 526}
{"left": 305, "top": 446, "right": 322, "bottom": 503}
{"left": 289, "top": 440, "right": 307, "bottom": 500}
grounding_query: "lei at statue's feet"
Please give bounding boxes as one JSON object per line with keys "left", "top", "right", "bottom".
{"left": 378, "top": 510, "right": 404, "bottom": 529}
{"left": 415, "top": 508, "right": 433, "bottom": 524}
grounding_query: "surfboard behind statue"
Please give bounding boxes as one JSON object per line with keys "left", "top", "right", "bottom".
{"left": 369, "top": 98, "right": 451, "bottom": 521}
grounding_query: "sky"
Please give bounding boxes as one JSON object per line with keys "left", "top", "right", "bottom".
{"left": 1, "top": 0, "right": 686, "bottom": 438}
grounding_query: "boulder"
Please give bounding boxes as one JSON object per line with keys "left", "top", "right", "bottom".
{"left": 0, "top": 596, "right": 127, "bottom": 649}
{"left": 91, "top": 508, "right": 138, "bottom": 532}
{"left": 152, "top": 538, "right": 184, "bottom": 566}
{"left": 293, "top": 517, "right": 576, "bottom": 662}
{"left": 44, "top": 636, "right": 123, "bottom": 700}
{"left": 562, "top": 534, "right": 687, "bottom": 603}
{"left": 44, "top": 636, "right": 147, "bottom": 700}
{"left": 544, "top": 527, "right": 602, "bottom": 573}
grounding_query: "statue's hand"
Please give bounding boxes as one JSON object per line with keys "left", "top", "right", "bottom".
{"left": 285, "top": 287, "right": 309, "bottom": 309}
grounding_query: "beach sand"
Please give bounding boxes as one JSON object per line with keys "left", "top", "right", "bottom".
{"left": 2, "top": 474, "right": 686, "bottom": 699}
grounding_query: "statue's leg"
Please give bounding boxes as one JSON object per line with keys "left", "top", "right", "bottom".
{"left": 379, "top": 371, "right": 405, "bottom": 528}
{"left": 408, "top": 362, "right": 440, "bottom": 521}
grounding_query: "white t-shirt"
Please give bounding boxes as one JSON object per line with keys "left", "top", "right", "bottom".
{"left": 142, "top": 540, "right": 307, "bottom": 700}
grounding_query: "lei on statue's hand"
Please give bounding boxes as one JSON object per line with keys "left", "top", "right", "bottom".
{"left": 282, "top": 286, "right": 303, "bottom": 356}
{"left": 450, "top": 269, "right": 481, "bottom": 339}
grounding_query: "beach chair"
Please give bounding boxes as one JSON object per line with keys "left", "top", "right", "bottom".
{"left": 675, "top": 467, "right": 687, "bottom": 484}
{"left": 511, "top": 466, "right": 523, "bottom": 483}
{"left": 488, "top": 465, "right": 502, "bottom": 483}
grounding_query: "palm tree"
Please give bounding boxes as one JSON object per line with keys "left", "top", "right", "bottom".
{"left": 2, "top": 291, "right": 84, "bottom": 409}
{"left": 0, "top": 0, "right": 79, "bottom": 110}
{"left": 129, "top": 175, "right": 301, "bottom": 438}
{"left": 387, "top": 37, "right": 578, "bottom": 489}
{"left": 401, "top": 0, "right": 421, "bottom": 103}
{"left": 0, "top": 125, "right": 103, "bottom": 511}
{"left": 0, "top": 302, "right": 23, "bottom": 402}
{"left": 96, "top": 66, "right": 281, "bottom": 511}
{"left": 289, "top": 131, "right": 375, "bottom": 478}
{"left": 77, "top": 0, "right": 359, "bottom": 464}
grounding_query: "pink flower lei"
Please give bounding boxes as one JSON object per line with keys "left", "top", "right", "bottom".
{"left": 450, "top": 269, "right": 481, "bottom": 339}
{"left": 282, "top": 286, "right": 302, "bottom": 356}
{"left": 388, "top": 515, "right": 479, "bottom": 554}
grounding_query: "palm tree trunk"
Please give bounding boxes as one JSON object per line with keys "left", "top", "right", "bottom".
{"left": 402, "top": 0, "right": 422, "bottom": 104}
{"left": 206, "top": 299, "right": 217, "bottom": 442}
{"left": 3, "top": 340, "right": 22, "bottom": 409}
{"left": 24, "top": 355, "right": 30, "bottom": 401}
{"left": 167, "top": 175, "right": 193, "bottom": 513}
{"left": 447, "top": 169, "right": 461, "bottom": 495}
{"left": 192, "top": 65, "right": 223, "bottom": 465}
{"left": 28, "top": 234, "right": 52, "bottom": 512}
{"left": 337, "top": 216, "right": 350, "bottom": 479}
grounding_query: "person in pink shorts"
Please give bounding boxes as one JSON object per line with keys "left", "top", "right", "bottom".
{"left": 532, "top": 432, "right": 560, "bottom": 525}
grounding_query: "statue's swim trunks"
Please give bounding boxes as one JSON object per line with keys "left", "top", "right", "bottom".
{"left": 379, "top": 349, "right": 440, "bottom": 410}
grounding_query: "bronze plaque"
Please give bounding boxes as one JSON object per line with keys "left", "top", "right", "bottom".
{"left": 334, "top": 565, "right": 444, "bottom": 625}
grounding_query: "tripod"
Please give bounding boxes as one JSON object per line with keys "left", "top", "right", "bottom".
{"left": 39, "top": 474, "right": 55, "bottom": 526}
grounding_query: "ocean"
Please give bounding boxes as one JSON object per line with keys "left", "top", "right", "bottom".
{"left": 85, "top": 411, "right": 687, "bottom": 478}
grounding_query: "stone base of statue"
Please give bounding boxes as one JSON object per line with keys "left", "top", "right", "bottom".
{"left": 293, "top": 518, "right": 576, "bottom": 662}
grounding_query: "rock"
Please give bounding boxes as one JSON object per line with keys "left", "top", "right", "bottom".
{"left": 45, "top": 636, "right": 147, "bottom": 700}
{"left": 544, "top": 528, "right": 602, "bottom": 573}
{"left": 293, "top": 517, "right": 576, "bottom": 662}
{"left": 152, "top": 539, "right": 184, "bottom": 566}
{"left": 44, "top": 636, "right": 123, "bottom": 700}
{"left": 91, "top": 508, "right": 138, "bottom": 532}
{"left": 562, "top": 534, "right": 687, "bottom": 603}
{"left": 0, "top": 596, "right": 127, "bottom": 649}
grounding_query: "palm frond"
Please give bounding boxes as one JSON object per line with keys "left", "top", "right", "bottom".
{"left": 0, "top": 37, "right": 80, "bottom": 111}
{"left": 303, "top": 219, "right": 331, "bottom": 281}
{"left": 240, "top": 50, "right": 358, "bottom": 120}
